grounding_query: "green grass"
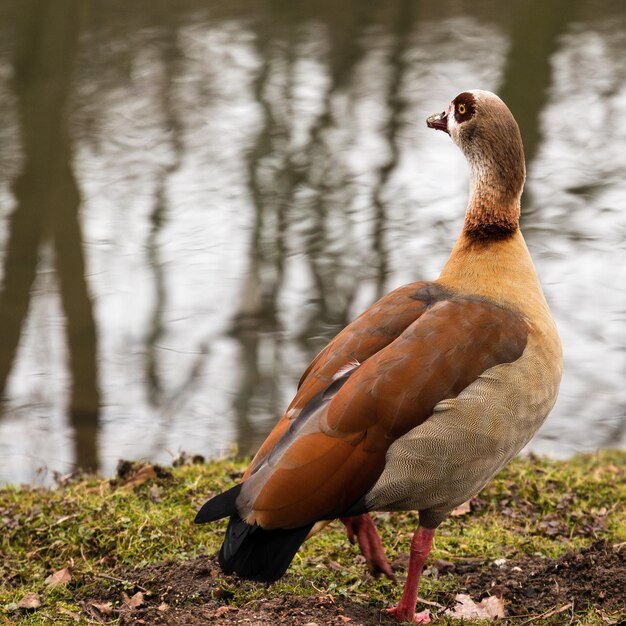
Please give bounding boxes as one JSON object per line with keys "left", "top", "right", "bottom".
{"left": 1, "top": 451, "right": 625, "bottom": 625}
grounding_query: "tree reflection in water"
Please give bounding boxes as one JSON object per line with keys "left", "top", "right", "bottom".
{"left": 0, "top": 1, "right": 100, "bottom": 473}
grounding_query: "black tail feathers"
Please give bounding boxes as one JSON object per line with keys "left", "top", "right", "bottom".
{"left": 219, "top": 514, "right": 313, "bottom": 582}
{"left": 195, "top": 484, "right": 242, "bottom": 523}
{"left": 195, "top": 483, "right": 312, "bottom": 582}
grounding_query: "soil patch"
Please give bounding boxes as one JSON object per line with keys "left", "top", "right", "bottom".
{"left": 85, "top": 556, "right": 380, "bottom": 626}
{"left": 452, "top": 539, "right": 626, "bottom": 617}
{"left": 81, "top": 541, "right": 625, "bottom": 625}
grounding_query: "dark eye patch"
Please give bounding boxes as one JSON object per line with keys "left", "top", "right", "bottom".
{"left": 453, "top": 92, "right": 476, "bottom": 123}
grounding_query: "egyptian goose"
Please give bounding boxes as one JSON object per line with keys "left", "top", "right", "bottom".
{"left": 196, "top": 90, "right": 562, "bottom": 623}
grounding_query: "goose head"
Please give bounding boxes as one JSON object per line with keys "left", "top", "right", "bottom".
{"left": 427, "top": 90, "right": 526, "bottom": 204}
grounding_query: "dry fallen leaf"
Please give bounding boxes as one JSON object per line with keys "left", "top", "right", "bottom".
{"left": 121, "top": 464, "right": 157, "bottom": 489}
{"left": 85, "top": 481, "right": 111, "bottom": 496}
{"left": 17, "top": 592, "right": 41, "bottom": 610}
{"left": 451, "top": 500, "right": 472, "bottom": 516}
{"left": 215, "top": 606, "right": 237, "bottom": 616}
{"left": 149, "top": 484, "right": 162, "bottom": 502}
{"left": 89, "top": 601, "right": 113, "bottom": 616}
{"left": 59, "top": 606, "right": 81, "bottom": 621}
{"left": 317, "top": 593, "right": 335, "bottom": 604}
{"left": 593, "top": 463, "right": 621, "bottom": 480}
{"left": 46, "top": 566, "right": 72, "bottom": 589}
{"left": 121, "top": 591, "right": 145, "bottom": 610}
{"left": 445, "top": 593, "right": 505, "bottom": 620}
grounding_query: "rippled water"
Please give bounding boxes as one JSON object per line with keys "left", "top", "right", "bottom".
{"left": 1, "top": 1, "right": 625, "bottom": 483}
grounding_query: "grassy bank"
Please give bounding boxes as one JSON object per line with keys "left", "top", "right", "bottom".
{"left": 1, "top": 451, "right": 625, "bottom": 625}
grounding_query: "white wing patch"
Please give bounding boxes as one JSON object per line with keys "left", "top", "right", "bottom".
{"left": 333, "top": 358, "right": 361, "bottom": 380}
{"left": 285, "top": 407, "right": 300, "bottom": 420}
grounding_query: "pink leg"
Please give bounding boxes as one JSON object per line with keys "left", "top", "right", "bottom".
{"left": 340, "top": 514, "right": 395, "bottom": 580}
{"left": 384, "top": 525, "right": 435, "bottom": 624}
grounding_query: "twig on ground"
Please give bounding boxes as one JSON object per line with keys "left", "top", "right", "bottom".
{"left": 518, "top": 602, "right": 573, "bottom": 625}
{"left": 90, "top": 572, "right": 150, "bottom": 593}
{"left": 417, "top": 596, "right": 445, "bottom": 609}
{"left": 567, "top": 599, "right": 576, "bottom": 626}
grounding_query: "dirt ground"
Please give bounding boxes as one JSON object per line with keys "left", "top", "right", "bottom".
{"left": 458, "top": 540, "right": 626, "bottom": 618}
{"left": 79, "top": 540, "right": 625, "bottom": 625}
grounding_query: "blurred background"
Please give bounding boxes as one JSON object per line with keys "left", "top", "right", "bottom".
{"left": 0, "top": 0, "right": 625, "bottom": 484}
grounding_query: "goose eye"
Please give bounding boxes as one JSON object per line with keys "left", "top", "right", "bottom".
{"left": 457, "top": 103, "right": 467, "bottom": 115}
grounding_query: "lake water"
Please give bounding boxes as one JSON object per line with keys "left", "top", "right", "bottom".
{"left": 1, "top": 0, "right": 625, "bottom": 484}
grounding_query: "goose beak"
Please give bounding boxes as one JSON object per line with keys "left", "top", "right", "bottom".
{"left": 427, "top": 108, "right": 450, "bottom": 134}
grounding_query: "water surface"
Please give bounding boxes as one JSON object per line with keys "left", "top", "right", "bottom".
{"left": 1, "top": 0, "right": 625, "bottom": 483}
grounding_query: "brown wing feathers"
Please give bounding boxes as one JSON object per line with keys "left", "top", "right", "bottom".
{"left": 222, "top": 283, "right": 528, "bottom": 531}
